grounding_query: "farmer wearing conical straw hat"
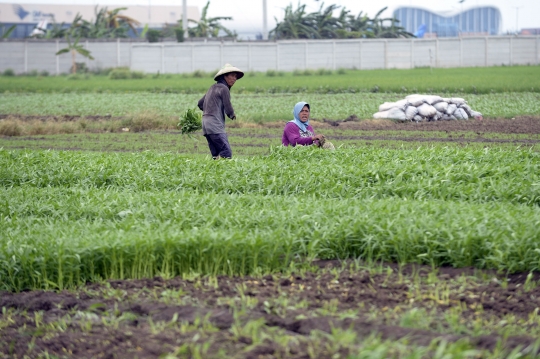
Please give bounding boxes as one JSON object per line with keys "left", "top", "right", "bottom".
{"left": 197, "top": 63, "right": 244, "bottom": 159}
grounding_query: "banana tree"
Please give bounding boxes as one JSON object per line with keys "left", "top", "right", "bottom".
{"left": 270, "top": 3, "right": 317, "bottom": 39}
{"left": 1, "top": 23, "right": 16, "bottom": 39}
{"left": 368, "top": 7, "right": 414, "bottom": 38}
{"left": 310, "top": 3, "right": 342, "bottom": 39}
{"left": 55, "top": 34, "right": 94, "bottom": 73}
{"left": 71, "top": 7, "right": 140, "bottom": 38}
{"left": 188, "top": 1, "right": 235, "bottom": 38}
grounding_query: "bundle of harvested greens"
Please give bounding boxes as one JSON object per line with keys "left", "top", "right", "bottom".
{"left": 317, "top": 135, "right": 335, "bottom": 150}
{"left": 178, "top": 108, "right": 202, "bottom": 134}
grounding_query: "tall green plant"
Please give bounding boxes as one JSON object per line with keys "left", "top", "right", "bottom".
{"left": 188, "top": 1, "right": 236, "bottom": 38}
{"left": 70, "top": 7, "right": 141, "bottom": 39}
{"left": 0, "top": 23, "right": 16, "bottom": 39}
{"left": 55, "top": 34, "right": 94, "bottom": 74}
{"left": 270, "top": 3, "right": 317, "bottom": 39}
{"left": 271, "top": 4, "right": 414, "bottom": 40}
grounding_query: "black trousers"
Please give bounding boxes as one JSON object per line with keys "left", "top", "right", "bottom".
{"left": 204, "top": 133, "right": 232, "bottom": 158}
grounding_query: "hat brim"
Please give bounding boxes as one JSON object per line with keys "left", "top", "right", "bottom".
{"left": 214, "top": 65, "right": 244, "bottom": 81}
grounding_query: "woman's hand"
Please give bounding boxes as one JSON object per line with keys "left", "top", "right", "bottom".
{"left": 312, "top": 134, "right": 325, "bottom": 143}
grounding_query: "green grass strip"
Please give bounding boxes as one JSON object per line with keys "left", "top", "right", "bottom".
{"left": 1, "top": 66, "right": 539, "bottom": 94}
{"left": 1, "top": 92, "right": 539, "bottom": 120}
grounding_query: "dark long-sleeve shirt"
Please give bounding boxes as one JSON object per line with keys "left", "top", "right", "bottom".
{"left": 197, "top": 82, "right": 235, "bottom": 135}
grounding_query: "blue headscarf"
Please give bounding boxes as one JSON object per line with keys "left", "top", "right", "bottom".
{"left": 290, "top": 101, "right": 310, "bottom": 132}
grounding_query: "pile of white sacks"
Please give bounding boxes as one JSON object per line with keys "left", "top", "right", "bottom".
{"left": 373, "top": 94, "right": 483, "bottom": 122}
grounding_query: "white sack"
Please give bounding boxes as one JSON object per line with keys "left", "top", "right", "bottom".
{"left": 373, "top": 110, "right": 389, "bottom": 119}
{"left": 460, "top": 104, "right": 473, "bottom": 116}
{"left": 417, "top": 103, "right": 437, "bottom": 117}
{"left": 379, "top": 102, "right": 397, "bottom": 112}
{"left": 386, "top": 107, "right": 407, "bottom": 121}
{"left": 423, "top": 95, "right": 444, "bottom": 105}
{"left": 405, "top": 94, "right": 425, "bottom": 107}
{"left": 406, "top": 94, "right": 443, "bottom": 105}
{"left": 405, "top": 106, "right": 418, "bottom": 120}
{"left": 413, "top": 115, "right": 424, "bottom": 122}
{"left": 449, "top": 97, "right": 466, "bottom": 105}
{"left": 433, "top": 111, "right": 443, "bottom": 121}
{"left": 434, "top": 102, "right": 449, "bottom": 113}
{"left": 441, "top": 114, "right": 457, "bottom": 121}
{"left": 379, "top": 99, "right": 408, "bottom": 112}
{"left": 454, "top": 108, "right": 469, "bottom": 120}
{"left": 446, "top": 104, "right": 457, "bottom": 115}
{"left": 470, "top": 110, "right": 483, "bottom": 120}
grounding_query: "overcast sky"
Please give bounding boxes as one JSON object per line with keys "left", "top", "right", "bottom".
{"left": 2, "top": 0, "right": 539, "bottom": 36}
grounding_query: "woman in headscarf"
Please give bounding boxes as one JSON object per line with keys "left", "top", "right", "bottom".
{"left": 282, "top": 101, "right": 325, "bottom": 147}
{"left": 197, "top": 63, "right": 243, "bottom": 159}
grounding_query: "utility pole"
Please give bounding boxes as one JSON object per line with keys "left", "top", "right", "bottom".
{"left": 459, "top": 0, "right": 464, "bottom": 35}
{"left": 183, "top": 0, "right": 188, "bottom": 38}
{"left": 262, "top": 0, "right": 268, "bottom": 40}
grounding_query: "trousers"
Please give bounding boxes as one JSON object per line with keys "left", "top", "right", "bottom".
{"left": 204, "top": 133, "right": 232, "bottom": 158}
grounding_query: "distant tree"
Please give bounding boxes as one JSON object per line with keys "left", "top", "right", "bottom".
{"left": 69, "top": 7, "right": 141, "bottom": 38}
{"left": 311, "top": 3, "right": 342, "bottom": 39}
{"left": 368, "top": 7, "right": 414, "bottom": 38}
{"left": 37, "top": 22, "right": 69, "bottom": 39}
{"left": 269, "top": 3, "right": 317, "bottom": 39}
{"left": 56, "top": 34, "right": 94, "bottom": 73}
{"left": 188, "top": 1, "right": 236, "bottom": 38}
{"left": 336, "top": 10, "right": 371, "bottom": 38}
{"left": 1, "top": 23, "right": 16, "bottom": 39}
{"left": 271, "top": 4, "right": 414, "bottom": 40}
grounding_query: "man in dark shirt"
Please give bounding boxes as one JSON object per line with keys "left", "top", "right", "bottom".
{"left": 197, "top": 64, "right": 244, "bottom": 159}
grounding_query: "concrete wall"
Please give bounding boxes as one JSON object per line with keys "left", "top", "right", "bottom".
{"left": 1, "top": 36, "right": 539, "bottom": 75}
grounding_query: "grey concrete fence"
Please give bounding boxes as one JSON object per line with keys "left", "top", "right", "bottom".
{"left": 1, "top": 36, "right": 539, "bottom": 75}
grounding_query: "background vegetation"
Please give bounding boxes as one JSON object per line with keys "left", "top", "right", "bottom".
{"left": 1, "top": 92, "right": 538, "bottom": 123}
{"left": 271, "top": 4, "right": 413, "bottom": 39}
{"left": 1, "top": 66, "right": 539, "bottom": 94}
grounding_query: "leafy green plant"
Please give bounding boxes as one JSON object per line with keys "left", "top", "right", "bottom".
{"left": 175, "top": 27, "right": 185, "bottom": 42}
{"left": 2, "top": 68, "right": 15, "bottom": 77}
{"left": 178, "top": 108, "right": 202, "bottom": 134}
{"left": 107, "top": 68, "right": 145, "bottom": 80}
{"left": 188, "top": 1, "right": 236, "bottom": 38}
{"left": 0, "top": 23, "right": 16, "bottom": 39}
{"left": 146, "top": 29, "right": 161, "bottom": 43}
{"left": 55, "top": 34, "right": 94, "bottom": 74}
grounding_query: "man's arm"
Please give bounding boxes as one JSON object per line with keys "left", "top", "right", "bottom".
{"left": 197, "top": 95, "right": 205, "bottom": 111}
{"left": 221, "top": 87, "right": 236, "bottom": 119}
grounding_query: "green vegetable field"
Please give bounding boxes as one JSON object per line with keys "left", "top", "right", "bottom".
{"left": 2, "top": 146, "right": 539, "bottom": 292}
{"left": 1, "top": 65, "right": 540, "bottom": 358}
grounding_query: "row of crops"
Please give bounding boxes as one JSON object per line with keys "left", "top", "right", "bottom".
{"left": 2, "top": 92, "right": 540, "bottom": 120}
{"left": 1, "top": 66, "right": 540, "bottom": 94}
{"left": 1, "top": 146, "right": 539, "bottom": 291}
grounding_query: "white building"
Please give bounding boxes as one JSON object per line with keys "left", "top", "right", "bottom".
{"left": 0, "top": 3, "right": 200, "bottom": 38}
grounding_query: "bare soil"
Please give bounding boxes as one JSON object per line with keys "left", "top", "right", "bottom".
{"left": 1, "top": 262, "right": 539, "bottom": 358}
{"left": 315, "top": 115, "right": 540, "bottom": 134}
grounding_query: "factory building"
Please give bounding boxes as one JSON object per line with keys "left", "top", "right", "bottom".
{"left": 393, "top": 6, "right": 502, "bottom": 38}
{"left": 0, "top": 3, "right": 199, "bottom": 38}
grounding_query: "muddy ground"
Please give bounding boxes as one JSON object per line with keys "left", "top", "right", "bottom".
{"left": 2, "top": 114, "right": 540, "bottom": 136}
{"left": 1, "top": 262, "right": 540, "bottom": 359}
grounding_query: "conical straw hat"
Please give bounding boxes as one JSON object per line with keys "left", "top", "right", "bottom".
{"left": 214, "top": 63, "right": 244, "bottom": 81}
